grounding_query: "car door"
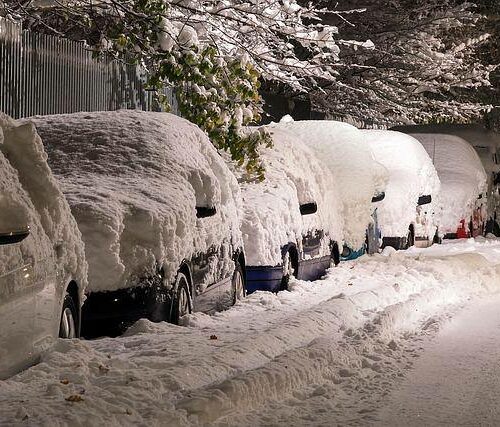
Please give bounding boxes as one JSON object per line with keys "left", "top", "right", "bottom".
{"left": 0, "top": 189, "right": 38, "bottom": 379}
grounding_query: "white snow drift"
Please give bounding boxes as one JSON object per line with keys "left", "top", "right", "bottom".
{"left": 0, "top": 113, "right": 87, "bottom": 294}
{"left": 235, "top": 125, "right": 343, "bottom": 266}
{"left": 29, "top": 110, "right": 243, "bottom": 293}
{"left": 0, "top": 238, "right": 499, "bottom": 425}
{"left": 409, "top": 133, "right": 487, "bottom": 235}
{"left": 362, "top": 130, "right": 440, "bottom": 239}
{"left": 274, "top": 118, "right": 388, "bottom": 250}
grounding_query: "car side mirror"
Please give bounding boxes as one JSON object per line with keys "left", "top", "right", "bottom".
{"left": 196, "top": 206, "right": 217, "bottom": 218}
{"left": 371, "top": 192, "right": 385, "bottom": 203}
{"left": 299, "top": 202, "right": 317, "bottom": 216}
{"left": 0, "top": 226, "right": 30, "bottom": 245}
{"left": 417, "top": 195, "right": 432, "bottom": 206}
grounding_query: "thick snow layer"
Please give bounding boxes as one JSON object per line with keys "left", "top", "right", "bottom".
{"left": 273, "top": 119, "right": 388, "bottom": 249}
{"left": 409, "top": 133, "right": 487, "bottom": 234}
{"left": 361, "top": 130, "right": 440, "bottom": 238}
{"left": 0, "top": 238, "right": 499, "bottom": 425}
{"left": 0, "top": 114, "right": 87, "bottom": 295}
{"left": 378, "top": 294, "right": 500, "bottom": 425}
{"left": 235, "top": 126, "right": 343, "bottom": 266}
{"left": 28, "top": 111, "right": 242, "bottom": 292}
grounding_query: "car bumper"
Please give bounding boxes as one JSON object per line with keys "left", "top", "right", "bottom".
{"left": 246, "top": 255, "right": 331, "bottom": 294}
{"left": 81, "top": 285, "right": 173, "bottom": 338}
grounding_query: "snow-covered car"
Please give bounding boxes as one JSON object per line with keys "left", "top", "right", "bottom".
{"left": 30, "top": 111, "right": 246, "bottom": 337}
{"left": 407, "top": 133, "right": 487, "bottom": 239}
{"left": 273, "top": 118, "right": 388, "bottom": 260}
{"left": 361, "top": 130, "right": 440, "bottom": 249}
{"left": 236, "top": 125, "right": 343, "bottom": 293}
{"left": 0, "top": 114, "right": 87, "bottom": 379}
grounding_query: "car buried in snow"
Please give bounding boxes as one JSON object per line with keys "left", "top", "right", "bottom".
{"left": 0, "top": 114, "right": 87, "bottom": 379}
{"left": 233, "top": 125, "right": 343, "bottom": 293}
{"left": 271, "top": 118, "right": 388, "bottom": 261}
{"left": 30, "top": 111, "right": 247, "bottom": 337}
{"left": 361, "top": 130, "right": 441, "bottom": 250}
{"left": 405, "top": 133, "right": 488, "bottom": 239}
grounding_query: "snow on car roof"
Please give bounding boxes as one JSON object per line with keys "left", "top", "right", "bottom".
{"left": 272, "top": 119, "right": 389, "bottom": 250}
{"left": 409, "top": 133, "right": 487, "bottom": 234}
{"left": 0, "top": 113, "right": 87, "bottom": 294}
{"left": 29, "top": 110, "right": 242, "bottom": 292}
{"left": 234, "top": 125, "right": 343, "bottom": 266}
{"left": 361, "top": 130, "right": 440, "bottom": 238}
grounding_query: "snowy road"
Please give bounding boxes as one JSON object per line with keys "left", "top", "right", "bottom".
{"left": 376, "top": 294, "right": 500, "bottom": 426}
{"left": 0, "top": 238, "right": 500, "bottom": 426}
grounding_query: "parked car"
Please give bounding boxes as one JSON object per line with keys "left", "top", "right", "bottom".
{"left": 235, "top": 125, "right": 343, "bottom": 293}
{"left": 0, "top": 113, "right": 87, "bottom": 379}
{"left": 30, "top": 110, "right": 246, "bottom": 337}
{"left": 361, "top": 130, "right": 440, "bottom": 249}
{"left": 407, "top": 133, "right": 487, "bottom": 239}
{"left": 273, "top": 118, "right": 388, "bottom": 260}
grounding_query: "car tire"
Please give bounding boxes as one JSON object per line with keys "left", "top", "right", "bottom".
{"left": 171, "top": 272, "right": 191, "bottom": 325}
{"left": 406, "top": 227, "right": 415, "bottom": 249}
{"left": 232, "top": 262, "right": 246, "bottom": 305}
{"left": 280, "top": 250, "right": 297, "bottom": 291}
{"left": 59, "top": 293, "right": 78, "bottom": 339}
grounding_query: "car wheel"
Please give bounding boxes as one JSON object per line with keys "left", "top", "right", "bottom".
{"left": 406, "top": 226, "right": 415, "bottom": 249}
{"left": 280, "top": 250, "right": 297, "bottom": 291}
{"left": 232, "top": 262, "right": 246, "bottom": 304}
{"left": 59, "top": 293, "right": 78, "bottom": 339}
{"left": 171, "top": 272, "right": 191, "bottom": 325}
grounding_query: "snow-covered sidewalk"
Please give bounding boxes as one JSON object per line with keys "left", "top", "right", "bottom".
{"left": 376, "top": 293, "right": 500, "bottom": 426}
{"left": 0, "top": 238, "right": 499, "bottom": 426}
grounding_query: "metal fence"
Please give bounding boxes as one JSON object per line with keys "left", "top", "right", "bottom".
{"left": 0, "top": 17, "right": 177, "bottom": 119}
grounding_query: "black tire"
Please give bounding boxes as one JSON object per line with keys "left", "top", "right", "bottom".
{"left": 232, "top": 262, "right": 246, "bottom": 305}
{"left": 406, "top": 226, "right": 415, "bottom": 249}
{"left": 171, "top": 272, "right": 191, "bottom": 325}
{"left": 280, "top": 250, "right": 297, "bottom": 291}
{"left": 59, "top": 293, "right": 78, "bottom": 339}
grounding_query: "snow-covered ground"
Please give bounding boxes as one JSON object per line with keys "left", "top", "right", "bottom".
{"left": 1, "top": 238, "right": 500, "bottom": 426}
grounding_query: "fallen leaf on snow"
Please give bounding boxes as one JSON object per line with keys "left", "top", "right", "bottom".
{"left": 65, "top": 395, "right": 84, "bottom": 402}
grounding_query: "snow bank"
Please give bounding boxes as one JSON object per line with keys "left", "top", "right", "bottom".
{"left": 273, "top": 119, "right": 388, "bottom": 249}
{"left": 0, "top": 113, "right": 87, "bottom": 295}
{"left": 409, "top": 133, "right": 487, "bottom": 234}
{"left": 361, "top": 130, "right": 440, "bottom": 238}
{"left": 28, "top": 111, "right": 242, "bottom": 293}
{"left": 234, "top": 125, "right": 343, "bottom": 266}
{"left": 0, "top": 239, "right": 499, "bottom": 425}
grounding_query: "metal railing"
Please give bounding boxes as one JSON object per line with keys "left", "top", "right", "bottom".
{"left": 0, "top": 17, "right": 177, "bottom": 119}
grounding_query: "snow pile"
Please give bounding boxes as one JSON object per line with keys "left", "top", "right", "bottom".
{"left": 273, "top": 119, "right": 388, "bottom": 250}
{"left": 0, "top": 113, "right": 87, "bottom": 294}
{"left": 409, "top": 133, "right": 487, "bottom": 234}
{"left": 29, "top": 111, "right": 242, "bottom": 292}
{"left": 234, "top": 125, "right": 343, "bottom": 266}
{"left": 0, "top": 239, "right": 499, "bottom": 425}
{"left": 361, "top": 130, "right": 440, "bottom": 238}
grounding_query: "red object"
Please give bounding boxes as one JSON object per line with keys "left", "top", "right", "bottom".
{"left": 456, "top": 219, "right": 469, "bottom": 239}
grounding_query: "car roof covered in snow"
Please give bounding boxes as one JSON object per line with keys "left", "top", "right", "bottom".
{"left": 29, "top": 110, "right": 242, "bottom": 292}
